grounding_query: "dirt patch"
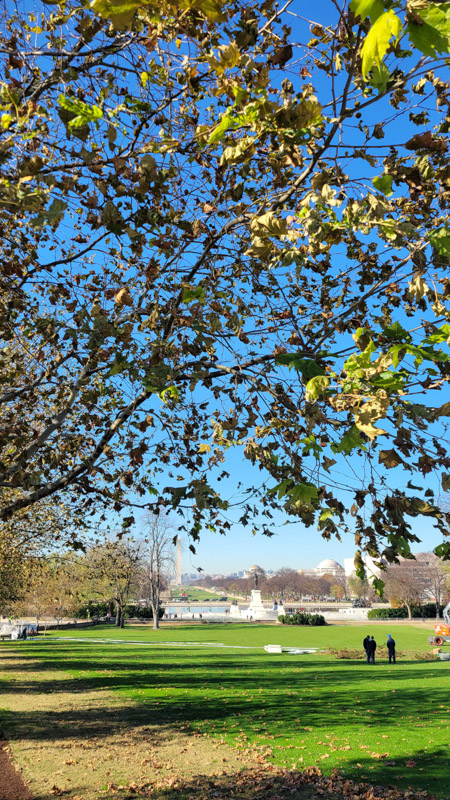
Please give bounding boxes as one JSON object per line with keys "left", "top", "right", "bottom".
{"left": 0, "top": 734, "right": 32, "bottom": 800}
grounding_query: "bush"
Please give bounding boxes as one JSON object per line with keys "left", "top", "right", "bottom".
{"left": 124, "top": 604, "right": 165, "bottom": 619}
{"left": 279, "top": 612, "right": 326, "bottom": 626}
{"left": 368, "top": 603, "right": 445, "bottom": 620}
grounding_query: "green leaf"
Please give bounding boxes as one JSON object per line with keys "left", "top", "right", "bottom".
{"left": 434, "top": 542, "right": 450, "bottom": 560}
{"left": 361, "top": 11, "right": 403, "bottom": 80}
{"left": 372, "top": 576, "right": 385, "bottom": 598}
{"left": 208, "top": 109, "right": 234, "bottom": 144}
{"left": 370, "top": 371, "right": 405, "bottom": 392}
{"left": 289, "top": 482, "right": 319, "bottom": 506}
{"left": 368, "top": 63, "right": 390, "bottom": 93}
{"left": 275, "top": 354, "right": 327, "bottom": 379}
{"left": 372, "top": 174, "right": 393, "bottom": 196}
{"left": 350, "top": 0, "right": 384, "bottom": 23}
{"left": 407, "top": 4, "right": 450, "bottom": 58}
{"left": 305, "top": 375, "right": 330, "bottom": 402}
{"left": 160, "top": 385, "right": 180, "bottom": 404}
{"left": 182, "top": 286, "right": 205, "bottom": 303}
{"left": 188, "top": 0, "right": 226, "bottom": 22}
{"left": 58, "top": 95, "right": 103, "bottom": 126}
{"left": 382, "top": 322, "right": 411, "bottom": 341}
{"left": 331, "top": 426, "right": 366, "bottom": 456}
{"left": 274, "top": 479, "right": 291, "bottom": 499}
{"left": 429, "top": 227, "right": 450, "bottom": 257}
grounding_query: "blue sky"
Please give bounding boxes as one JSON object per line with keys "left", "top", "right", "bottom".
{"left": 177, "top": 511, "right": 445, "bottom": 576}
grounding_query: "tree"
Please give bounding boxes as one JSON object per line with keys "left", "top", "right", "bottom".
{"left": 383, "top": 560, "right": 427, "bottom": 618}
{"left": 413, "top": 552, "right": 449, "bottom": 618}
{"left": 139, "top": 515, "right": 176, "bottom": 629}
{"left": 330, "top": 584, "right": 344, "bottom": 601}
{"left": 0, "top": 1, "right": 450, "bottom": 569}
{"left": 0, "top": 497, "right": 85, "bottom": 615}
{"left": 347, "top": 575, "right": 372, "bottom": 601}
{"left": 83, "top": 540, "right": 143, "bottom": 627}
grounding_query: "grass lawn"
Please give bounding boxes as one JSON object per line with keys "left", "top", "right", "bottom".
{"left": 0, "top": 622, "right": 448, "bottom": 799}
{"left": 169, "top": 587, "right": 229, "bottom": 601}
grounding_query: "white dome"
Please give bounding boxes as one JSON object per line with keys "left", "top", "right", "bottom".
{"left": 317, "top": 559, "right": 343, "bottom": 570}
{"left": 249, "top": 564, "right": 264, "bottom": 572}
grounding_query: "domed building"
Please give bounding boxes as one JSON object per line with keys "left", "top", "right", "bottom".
{"left": 316, "top": 558, "right": 344, "bottom": 576}
{"left": 243, "top": 564, "right": 265, "bottom": 579}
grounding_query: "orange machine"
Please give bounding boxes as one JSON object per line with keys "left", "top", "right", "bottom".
{"left": 428, "top": 602, "right": 450, "bottom": 646}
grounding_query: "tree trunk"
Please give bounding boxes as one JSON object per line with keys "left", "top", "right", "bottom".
{"left": 406, "top": 603, "right": 412, "bottom": 620}
{"left": 115, "top": 604, "right": 120, "bottom": 626}
{"left": 151, "top": 593, "right": 160, "bottom": 629}
{"left": 436, "top": 600, "right": 440, "bottom": 619}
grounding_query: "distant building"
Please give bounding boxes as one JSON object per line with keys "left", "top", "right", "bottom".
{"left": 316, "top": 558, "right": 344, "bottom": 577}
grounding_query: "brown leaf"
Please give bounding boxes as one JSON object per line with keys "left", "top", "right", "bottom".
{"left": 378, "top": 449, "right": 403, "bottom": 469}
{"left": 115, "top": 287, "right": 132, "bottom": 307}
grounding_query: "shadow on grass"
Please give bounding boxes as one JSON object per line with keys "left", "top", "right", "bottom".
{"left": 1, "top": 641, "right": 447, "bottom": 797}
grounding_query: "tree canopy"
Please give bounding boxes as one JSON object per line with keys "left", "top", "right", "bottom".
{"left": 1, "top": 0, "right": 450, "bottom": 571}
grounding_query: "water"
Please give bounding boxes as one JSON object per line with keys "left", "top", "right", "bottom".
{"left": 165, "top": 606, "right": 229, "bottom": 614}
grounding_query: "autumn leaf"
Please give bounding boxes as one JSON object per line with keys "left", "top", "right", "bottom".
{"left": 115, "top": 288, "right": 133, "bottom": 307}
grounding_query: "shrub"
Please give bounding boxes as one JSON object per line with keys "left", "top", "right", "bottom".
{"left": 279, "top": 612, "right": 326, "bottom": 626}
{"left": 368, "top": 604, "right": 445, "bottom": 620}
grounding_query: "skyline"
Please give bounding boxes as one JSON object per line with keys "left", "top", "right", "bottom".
{"left": 175, "top": 512, "right": 445, "bottom": 576}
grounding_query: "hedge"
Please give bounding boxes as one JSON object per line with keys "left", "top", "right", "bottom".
{"left": 367, "top": 603, "right": 445, "bottom": 620}
{"left": 278, "top": 612, "right": 326, "bottom": 626}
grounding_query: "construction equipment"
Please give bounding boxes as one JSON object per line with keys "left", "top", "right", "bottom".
{"left": 428, "top": 602, "right": 450, "bottom": 646}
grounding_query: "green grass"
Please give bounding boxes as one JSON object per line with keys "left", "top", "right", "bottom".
{"left": 2, "top": 623, "right": 448, "bottom": 797}
{"left": 169, "top": 587, "right": 228, "bottom": 601}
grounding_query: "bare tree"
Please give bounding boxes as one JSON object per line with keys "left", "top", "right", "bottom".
{"left": 140, "top": 515, "right": 176, "bottom": 630}
{"left": 383, "top": 560, "right": 427, "bottom": 619}
{"left": 414, "top": 553, "right": 450, "bottom": 619}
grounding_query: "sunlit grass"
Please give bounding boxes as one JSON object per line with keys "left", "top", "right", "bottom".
{"left": 2, "top": 622, "right": 448, "bottom": 796}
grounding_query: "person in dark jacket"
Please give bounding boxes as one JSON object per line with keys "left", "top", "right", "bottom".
{"left": 363, "top": 634, "right": 370, "bottom": 662}
{"left": 387, "top": 634, "right": 396, "bottom": 663}
{"left": 367, "top": 636, "right": 376, "bottom": 664}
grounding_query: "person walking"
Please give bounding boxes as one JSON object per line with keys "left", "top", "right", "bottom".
{"left": 367, "top": 636, "right": 376, "bottom": 664}
{"left": 363, "top": 634, "right": 370, "bottom": 662}
{"left": 387, "top": 633, "right": 396, "bottom": 664}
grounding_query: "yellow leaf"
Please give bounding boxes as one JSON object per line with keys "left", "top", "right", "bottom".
{"left": 361, "top": 10, "right": 402, "bottom": 80}
{"left": 115, "top": 288, "right": 132, "bottom": 307}
{"left": 354, "top": 396, "right": 389, "bottom": 441}
{"left": 198, "top": 444, "right": 211, "bottom": 453}
{"left": 250, "top": 212, "right": 287, "bottom": 238}
{"left": 408, "top": 275, "right": 429, "bottom": 301}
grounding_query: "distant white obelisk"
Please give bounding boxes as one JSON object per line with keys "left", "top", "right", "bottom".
{"left": 176, "top": 535, "right": 182, "bottom": 586}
